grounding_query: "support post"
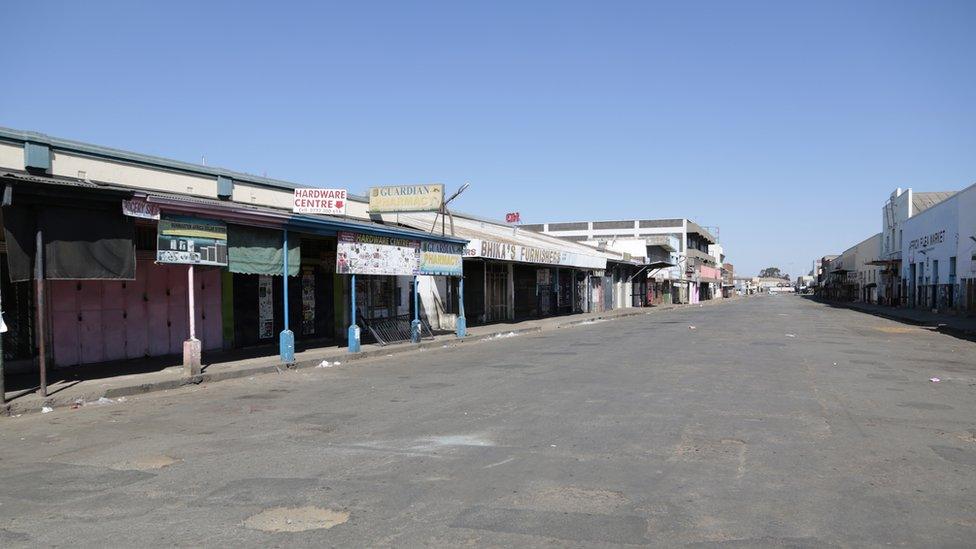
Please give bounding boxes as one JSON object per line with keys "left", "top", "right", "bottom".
{"left": 35, "top": 230, "right": 47, "bottom": 397}
{"left": 411, "top": 275, "right": 421, "bottom": 343}
{"left": 279, "top": 229, "right": 295, "bottom": 363}
{"left": 0, "top": 286, "right": 5, "bottom": 405}
{"left": 182, "top": 264, "right": 201, "bottom": 377}
{"left": 348, "top": 274, "right": 360, "bottom": 352}
{"left": 455, "top": 276, "right": 467, "bottom": 337}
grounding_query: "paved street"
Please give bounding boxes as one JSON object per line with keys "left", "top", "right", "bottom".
{"left": 1, "top": 296, "right": 975, "bottom": 547}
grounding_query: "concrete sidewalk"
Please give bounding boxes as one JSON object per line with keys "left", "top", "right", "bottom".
{"left": 2, "top": 297, "right": 740, "bottom": 416}
{"left": 816, "top": 298, "right": 976, "bottom": 338}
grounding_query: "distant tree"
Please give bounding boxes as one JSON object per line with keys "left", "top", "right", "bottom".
{"left": 759, "top": 267, "right": 783, "bottom": 278}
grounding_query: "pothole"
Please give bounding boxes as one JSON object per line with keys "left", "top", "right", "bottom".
{"left": 243, "top": 506, "right": 350, "bottom": 532}
{"left": 112, "top": 455, "right": 181, "bottom": 471}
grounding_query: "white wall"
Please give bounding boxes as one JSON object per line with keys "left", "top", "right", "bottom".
{"left": 901, "top": 195, "right": 958, "bottom": 290}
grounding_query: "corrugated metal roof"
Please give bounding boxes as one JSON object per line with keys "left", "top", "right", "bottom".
{"left": 1, "top": 170, "right": 465, "bottom": 244}
{"left": 385, "top": 211, "right": 619, "bottom": 260}
{"left": 912, "top": 191, "right": 956, "bottom": 214}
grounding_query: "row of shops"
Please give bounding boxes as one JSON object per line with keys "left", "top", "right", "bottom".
{"left": 0, "top": 171, "right": 658, "bottom": 395}
{"left": 816, "top": 183, "right": 976, "bottom": 314}
{"left": 0, "top": 127, "right": 733, "bottom": 401}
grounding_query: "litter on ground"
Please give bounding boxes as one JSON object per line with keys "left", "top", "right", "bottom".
{"left": 930, "top": 377, "right": 941, "bottom": 383}
{"left": 41, "top": 406, "right": 53, "bottom": 414}
{"left": 317, "top": 361, "right": 334, "bottom": 368}
{"left": 688, "top": 326, "right": 697, "bottom": 330}
{"left": 786, "top": 334, "right": 796, "bottom": 338}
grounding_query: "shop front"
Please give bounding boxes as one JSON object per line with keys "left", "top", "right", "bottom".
{"left": 461, "top": 238, "right": 606, "bottom": 322}
{"left": 336, "top": 231, "right": 466, "bottom": 348}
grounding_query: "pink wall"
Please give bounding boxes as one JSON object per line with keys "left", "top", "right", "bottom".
{"left": 51, "top": 260, "right": 222, "bottom": 367}
{"left": 700, "top": 265, "right": 721, "bottom": 280}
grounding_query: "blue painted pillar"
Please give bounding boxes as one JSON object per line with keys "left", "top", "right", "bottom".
{"left": 410, "top": 275, "right": 421, "bottom": 343}
{"left": 279, "top": 229, "right": 295, "bottom": 363}
{"left": 348, "top": 274, "right": 361, "bottom": 352}
{"left": 456, "top": 276, "right": 467, "bottom": 337}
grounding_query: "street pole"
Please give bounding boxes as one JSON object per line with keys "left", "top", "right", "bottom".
{"left": 455, "top": 276, "right": 466, "bottom": 337}
{"left": 348, "top": 274, "right": 360, "bottom": 352}
{"left": 411, "top": 275, "right": 421, "bottom": 343}
{"left": 182, "top": 264, "right": 201, "bottom": 377}
{"left": 279, "top": 229, "right": 294, "bottom": 363}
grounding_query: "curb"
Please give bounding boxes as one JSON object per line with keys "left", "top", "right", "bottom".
{"left": 816, "top": 299, "right": 976, "bottom": 339}
{"left": 4, "top": 298, "right": 739, "bottom": 416}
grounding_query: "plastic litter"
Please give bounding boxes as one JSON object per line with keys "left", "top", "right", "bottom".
{"left": 41, "top": 406, "right": 53, "bottom": 414}
{"left": 333, "top": 362, "right": 341, "bottom": 366}
{"left": 317, "top": 361, "right": 334, "bottom": 368}
{"left": 688, "top": 326, "right": 697, "bottom": 330}
{"left": 94, "top": 397, "right": 114, "bottom": 405}
{"left": 929, "top": 377, "right": 941, "bottom": 383}
{"left": 785, "top": 334, "right": 796, "bottom": 338}
{"left": 116, "top": 397, "right": 127, "bottom": 403}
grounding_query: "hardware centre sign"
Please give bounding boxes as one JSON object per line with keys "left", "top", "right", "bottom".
{"left": 293, "top": 188, "right": 347, "bottom": 215}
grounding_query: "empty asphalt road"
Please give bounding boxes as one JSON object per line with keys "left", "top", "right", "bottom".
{"left": 1, "top": 296, "right": 975, "bottom": 547}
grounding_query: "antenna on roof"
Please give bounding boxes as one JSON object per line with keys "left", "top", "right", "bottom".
{"left": 430, "top": 182, "right": 470, "bottom": 237}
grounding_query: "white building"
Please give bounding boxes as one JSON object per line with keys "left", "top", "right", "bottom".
{"left": 877, "top": 188, "right": 956, "bottom": 305}
{"left": 901, "top": 182, "right": 976, "bottom": 312}
{"left": 522, "top": 219, "right": 722, "bottom": 304}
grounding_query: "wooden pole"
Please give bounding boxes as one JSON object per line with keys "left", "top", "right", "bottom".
{"left": 35, "top": 230, "right": 47, "bottom": 397}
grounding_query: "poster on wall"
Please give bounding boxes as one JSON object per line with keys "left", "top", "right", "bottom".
{"left": 335, "top": 231, "right": 420, "bottom": 276}
{"left": 302, "top": 268, "right": 316, "bottom": 335}
{"left": 419, "top": 241, "right": 464, "bottom": 276}
{"left": 258, "top": 275, "right": 274, "bottom": 339}
{"left": 156, "top": 214, "right": 228, "bottom": 266}
{"left": 368, "top": 184, "right": 444, "bottom": 213}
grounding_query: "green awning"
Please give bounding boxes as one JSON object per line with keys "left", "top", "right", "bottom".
{"left": 228, "top": 225, "right": 300, "bottom": 276}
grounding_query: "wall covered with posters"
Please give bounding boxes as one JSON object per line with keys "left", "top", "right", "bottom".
{"left": 336, "top": 231, "right": 419, "bottom": 276}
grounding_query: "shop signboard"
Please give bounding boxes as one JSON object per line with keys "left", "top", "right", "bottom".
{"left": 336, "top": 231, "right": 420, "bottom": 276}
{"left": 419, "top": 241, "right": 464, "bottom": 276}
{"left": 293, "top": 188, "right": 347, "bottom": 215}
{"left": 122, "top": 199, "right": 160, "bottom": 220}
{"left": 156, "top": 214, "right": 228, "bottom": 266}
{"left": 464, "top": 238, "right": 606, "bottom": 270}
{"left": 368, "top": 184, "right": 444, "bottom": 213}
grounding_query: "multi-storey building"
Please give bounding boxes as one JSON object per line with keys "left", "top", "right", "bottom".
{"left": 521, "top": 219, "right": 721, "bottom": 305}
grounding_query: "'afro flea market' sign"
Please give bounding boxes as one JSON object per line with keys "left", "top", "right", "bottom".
{"left": 368, "top": 184, "right": 443, "bottom": 213}
{"left": 293, "top": 188, "right": 347, "bottom": 215}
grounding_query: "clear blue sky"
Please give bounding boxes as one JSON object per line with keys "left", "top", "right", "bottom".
{"left": 2, "top": 1, "right": 974, "bottom": 277}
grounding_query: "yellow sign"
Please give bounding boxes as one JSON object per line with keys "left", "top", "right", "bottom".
{"left": 368, "top": 184, "right": 444, "bottom": 213}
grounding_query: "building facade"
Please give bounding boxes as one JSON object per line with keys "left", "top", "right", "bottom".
{"left": 522, "top": 219, "right": 722, "bottom": 306}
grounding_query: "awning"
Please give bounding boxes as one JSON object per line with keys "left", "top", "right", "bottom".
{"left": 866, "top": 258, "right": 900, "bottom": 267}
{"left": 228, "top": 224, "right": 300, "bottom": 276}
{"left": 644, "top": 260, "right": 675, "bottom": 269}
{"left": 2, "top": 176, "right": 136, "bottom": 281}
